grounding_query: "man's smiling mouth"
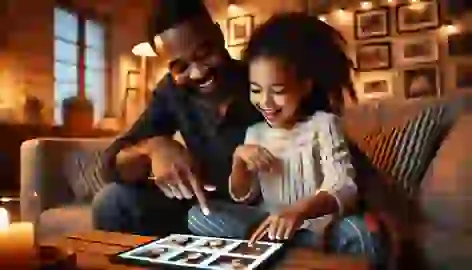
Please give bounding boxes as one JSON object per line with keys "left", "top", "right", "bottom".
{"left": 199, "top": 76, "right": 214, "bottom": 88}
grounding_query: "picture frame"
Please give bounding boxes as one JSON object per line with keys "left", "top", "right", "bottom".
{"left": 448, "top": 33, "right": 472, "bottom": 56}
{"left": 394, "top": 35, "right": 438, "bottom": 67}
{"left": 454, "top": 63, "right": 472, "bottom": 89}
{"left": 396, "top": 2, "right": 440, "bottom": 33}
{"left": 357, "top": 71, "right": 394, "bottom": 101}
{"left": 356, "top": 43, "right": 392, "bottom": 71}
{"left": 125, "top": 70, "right": 140, "bottom": 90}
{"left": 403, "top": 66, "right": 440, "bottom": 99}
{"left": 227, "top": 14, "right": 254, "bottom": 47}
{"left": 354, "top": 7, "right": 390, "bottom": 40}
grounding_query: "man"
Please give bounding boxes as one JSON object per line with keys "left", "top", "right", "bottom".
{"left": 92, "top": 0, "right": 262, "bottom": 236}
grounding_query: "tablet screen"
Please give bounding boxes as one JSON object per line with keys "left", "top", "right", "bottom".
{"left": 113, "top": 234, "right": 284, "bottom": 269}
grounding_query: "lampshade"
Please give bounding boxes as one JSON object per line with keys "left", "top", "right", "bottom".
{"left": 132, "top": 42, "right": 157, "bottom": 57}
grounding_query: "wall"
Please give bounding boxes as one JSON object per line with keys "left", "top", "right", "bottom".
{"left": 0, "top": 0, "right": 152, "bottom": 123}
{"left": 304, "top": 0, "right": 472, "bottom": 104}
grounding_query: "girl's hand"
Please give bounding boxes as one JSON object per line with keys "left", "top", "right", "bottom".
{"left": 234, "top": 144, "right": 280, "bottom": 173}
{"left": 248, "top": 205, "right": 306, "bottom": 244}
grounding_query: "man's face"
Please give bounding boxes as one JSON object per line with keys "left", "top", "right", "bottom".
{"left": 158, "top": 16, "right": 228, "bottom": 95}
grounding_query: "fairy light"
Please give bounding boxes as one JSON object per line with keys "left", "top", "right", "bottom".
{"left": 310, "top": 0, "right": 459, "bottom": 39}
{"left": 360, "top": 1, "right": 373, "bottom": 10}
{"left": 440, "top": 23, "right": 460, "bottom": 36}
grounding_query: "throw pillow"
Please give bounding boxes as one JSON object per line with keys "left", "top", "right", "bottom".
{"left": 360, "top": 104, "right": 447, "bottom": 195}
{"left": 69, "top": 151, "right": 107, "bottom": 202}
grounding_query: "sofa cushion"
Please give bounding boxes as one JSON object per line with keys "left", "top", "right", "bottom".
{"left": 70, "top": 151, "right": 106, "bottom": 202}
{"left": 38, "top": 205, "right": 92, "bottom": 240}
{"left": 359, "top": 104, "right": 446, "bottom": 195}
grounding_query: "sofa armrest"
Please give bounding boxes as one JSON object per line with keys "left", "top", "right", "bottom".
{"left": 419, "top": 114, "right": 472, "bottom": 267}
{"left": 20, "top": 138, "right": 114, "bottom": 222}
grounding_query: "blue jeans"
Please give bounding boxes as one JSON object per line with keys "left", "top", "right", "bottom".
{"left": 188, "top": 201, "right": 388, "bottom": 268}
{"left": 92, "top": 183, "right": 192, "bottom": 236}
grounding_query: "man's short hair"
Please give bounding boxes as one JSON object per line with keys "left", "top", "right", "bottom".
{"left": 148, "top": 0, "right": 211, "bottom": 44}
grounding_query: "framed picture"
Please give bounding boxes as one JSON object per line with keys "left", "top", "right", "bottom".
{"left": 126, "top": 70, "right": 140, "bottom": 90}
{"left": 403, "top": 66, "right": 440, "bottom": 99}
{"left": 228, "top": 45, "right": 245, "bottom": 60}
{"left": 394, "top": 35, "right": 438, "bottom": 66}
{"left": 356, "top": 43, "right": 392, "bottom": 71}
{"left": 227, "top": 14, "right": 254, "bottom": 47}
{"left": 354, "top": 7, "right": 390, "bottom": 40}
{"left": 455, "top": 63, "right": 472, "bottom": 88}
{"left": 356, "top": 71, "right": 394, "bottom": 101}
{"left": 396, "top": 2, "right": 440, "bottom": 33}
{"left": 448, "top": 33, "right": 472, "bottom": 56}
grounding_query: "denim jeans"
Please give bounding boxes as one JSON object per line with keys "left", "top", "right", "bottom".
{"left": 92, "top": 183, "right": 193, "bottom": 236}
{"left": 188, "top": 200, "right": 388, "bottom": 268}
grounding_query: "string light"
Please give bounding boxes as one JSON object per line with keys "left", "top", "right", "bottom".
{"left": 360, "top": 1, "right": 373, "bottom": 10}
{"left": 440, "top": 23, "right": 460, "bottom": 36}
{"left": 313, "top": 1, "right": 459, "bottom": 37}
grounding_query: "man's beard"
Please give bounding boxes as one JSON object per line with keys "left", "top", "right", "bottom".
{"left": 191, "top": 63, "right": 236, "bottom": 105}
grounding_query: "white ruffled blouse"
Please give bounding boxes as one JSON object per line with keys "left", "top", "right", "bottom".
{"left": 230, "top": 112, "right": 357, "bottom": 233}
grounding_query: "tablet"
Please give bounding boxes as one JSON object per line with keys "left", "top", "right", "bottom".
{"left": 110, "top": 234, "right": 285, "bottom": 269}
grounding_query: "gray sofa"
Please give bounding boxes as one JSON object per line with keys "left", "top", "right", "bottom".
{"left": 20, "top": 138, "right": 113, "bottom": 239}
{"left": 20, "top": 93, "right": 472, "bottom": 268}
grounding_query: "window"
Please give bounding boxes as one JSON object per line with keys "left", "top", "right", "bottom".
{"left": 54, "top": 7, "right": 106, "bottom": 124}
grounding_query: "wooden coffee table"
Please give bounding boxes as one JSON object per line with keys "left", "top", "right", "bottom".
{"left": 40, "top": 230, "right": 368, "bottom": 269}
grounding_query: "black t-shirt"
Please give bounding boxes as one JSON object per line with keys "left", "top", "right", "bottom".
{"left": 103, "top": 60, "right": 262, "bottom": 199}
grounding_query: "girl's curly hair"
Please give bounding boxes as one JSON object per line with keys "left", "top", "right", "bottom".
{"left": 242, "top": 12, "right": 358, "bottom": 115}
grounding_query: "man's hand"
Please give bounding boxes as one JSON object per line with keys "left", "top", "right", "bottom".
{"left": 148, "top": 137, "right": 209, "bottom": 215}
{"left": 234, "top": 145, "right": 280, "bottom": 174}
{"left": 248, "top": 205, "right": 306, "bottom": 245}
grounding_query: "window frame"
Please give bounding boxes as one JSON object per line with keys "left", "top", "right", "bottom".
{"left": 53, "top": 2, "right": 112, "bottom": 124}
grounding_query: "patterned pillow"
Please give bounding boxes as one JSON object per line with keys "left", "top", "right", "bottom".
{"left": 360, "top": 104, "right": 446, "bottom": 195}
{"left": 69, "top": 151, "right": 107, "bottom": 202}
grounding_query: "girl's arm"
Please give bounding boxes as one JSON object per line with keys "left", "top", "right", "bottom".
{"left": 228, "top": 127, "right": 261, "bottom": 203}
{"left": 229, "top": 156, "right": 259, "bottom": 203}
{"left": 296, "top": 113, "right": 357, "bottom": 219}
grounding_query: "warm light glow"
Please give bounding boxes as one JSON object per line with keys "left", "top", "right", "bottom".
{"left": 440, "top": 24, "right": 460, "bottom": 35}
{"left": 227, "top": 4, "right": 245, "bottom": 15}
{"left": 409, "top": 2, "right": 426, "bottom": 11}
{"left": 360, "top": 1, "right": 373, "bottom": 10}
{"left": 0, "top": 208, "right": 9, "bottom": 230}
{"left": 333, "top": 9, "right": 352, "bottom": 24}
{"left": 318, "top": 15, "right": 327, "bottom": 22}
{"left": 132, "top": 42, "right": 157, "bottom": 57}
{"left": 410, "top": 0, "right": 419, "bottom": 2}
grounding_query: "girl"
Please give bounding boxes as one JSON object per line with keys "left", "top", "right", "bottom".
{"left": 188, "top": 13, "right": 385, "bottom": 267}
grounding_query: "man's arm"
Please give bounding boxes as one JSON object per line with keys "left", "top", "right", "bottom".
{"left": 102, "top": 74, "right": 178, "bottom": 184}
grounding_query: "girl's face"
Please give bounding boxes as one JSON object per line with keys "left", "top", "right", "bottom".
{"left": 249, "top": 56, "right": 312, "bottom": 129}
